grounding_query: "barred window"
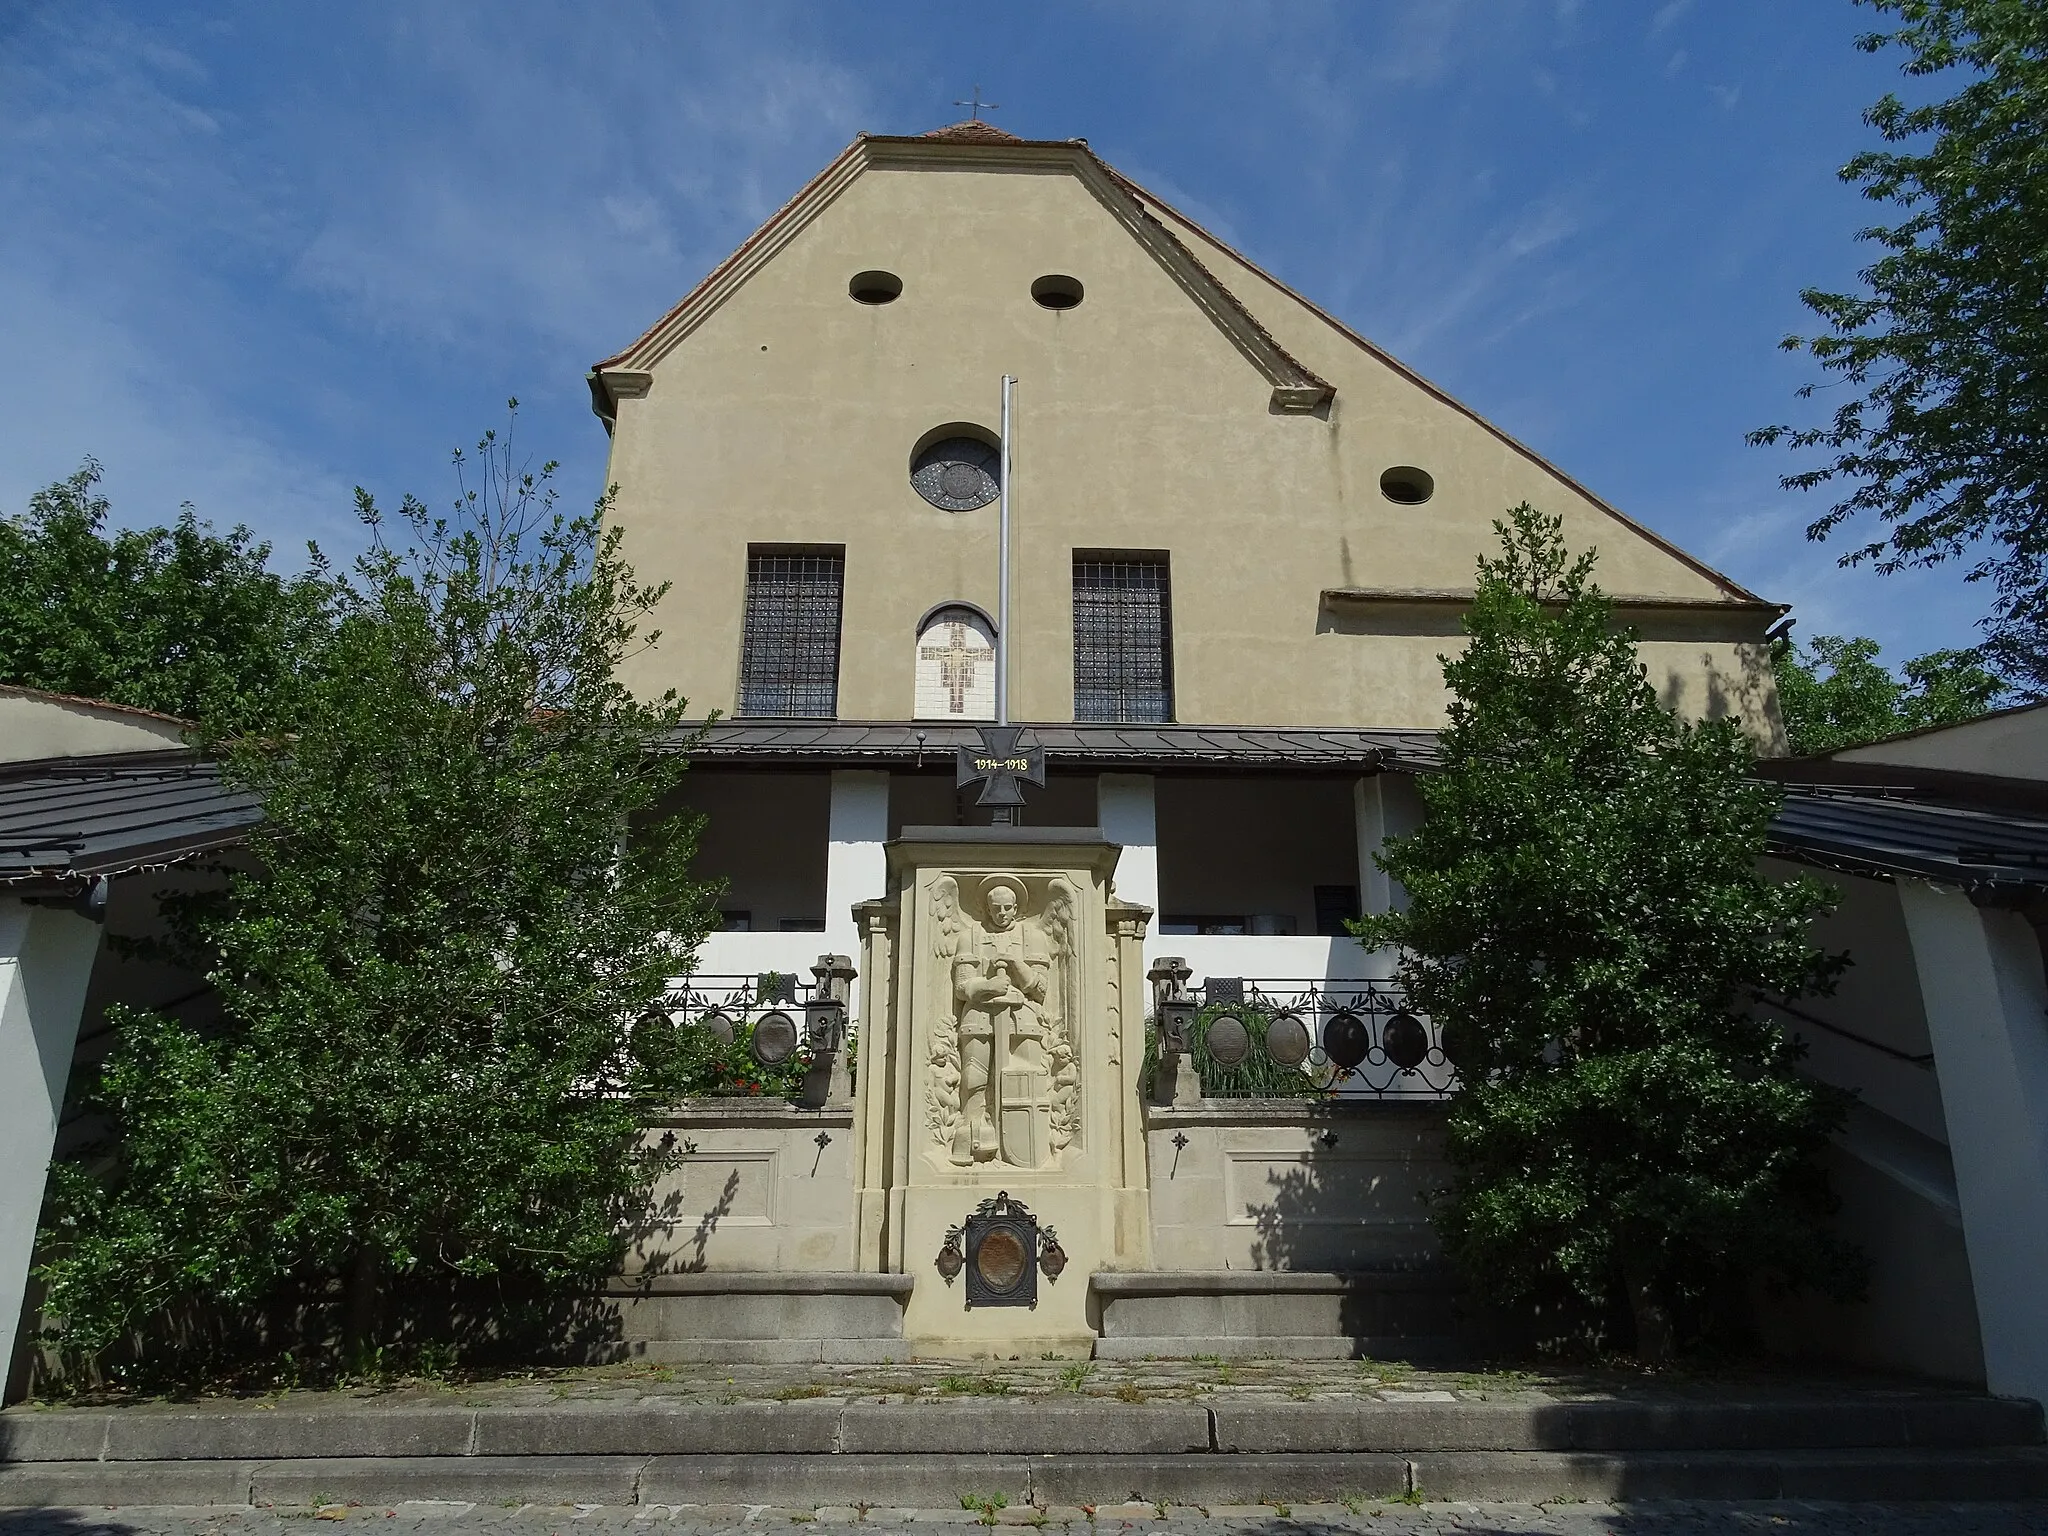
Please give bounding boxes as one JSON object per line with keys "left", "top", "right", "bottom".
{"left": 738, "top": 546, "right": 845, "bottom": 717}
{"left": 1072, "top": 552, "right": 1174, "bottom": 723}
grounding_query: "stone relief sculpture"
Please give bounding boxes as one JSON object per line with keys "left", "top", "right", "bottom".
{"left": 924, "top": 873, "right": 1076, "bottom": 1169}
{"left": 1040, "top": 879, "right": 1080, "bottom": 1153}
{"left": 925, "top": 875, "right": 968, "bottom": 1156}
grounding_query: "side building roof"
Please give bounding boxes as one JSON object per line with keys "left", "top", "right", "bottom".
{"left": 0, "top": 752, "right": 262, "bottom": 892}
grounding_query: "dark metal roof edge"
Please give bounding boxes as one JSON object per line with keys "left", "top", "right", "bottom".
{"left": 0, "top": 746, "right": 206, "bottom": 781}
{"left": 1761, "top": 835, "right": 2048, "bottom": 897}
{"left": 1763, "top": 832, "right": 2048, "bottom": 892}
{"left": 0, "top": 823, "right": 260, "bottom": 888}
{"left": 661, "top": 720, "right": 1438, "bottom": 770}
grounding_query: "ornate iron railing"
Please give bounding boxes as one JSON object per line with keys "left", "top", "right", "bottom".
{"left": 657, "top": 972, "right": 835, "bottom": 1099}
{"left": 662, "top": 970, "right": 825, "bottom": 1020}
{"left": 1146, "top": 973, "right": 1457, "bottom": 1101}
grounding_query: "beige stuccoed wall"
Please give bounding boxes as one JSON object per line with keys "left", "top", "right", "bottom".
{"left": 623, "top": 1104, "right": 856, "bottom": 1274}
{"left": 0, "top": 690, "right": 188, "bottom": 762}
{"left": 602, "top": 148, "right": 1780, "bottom": 738}
{"left": 1145, "top": 1101, "right": 1448, "bottom": 1272}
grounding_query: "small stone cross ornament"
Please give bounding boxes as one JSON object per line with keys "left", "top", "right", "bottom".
{"left": 955, "top": 724, "right": 1046, "bottom": 808}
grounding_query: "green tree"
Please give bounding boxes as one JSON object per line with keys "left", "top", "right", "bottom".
{"left": 0, "top": 460, "right": 331, "bottom": 731}
{"left": 1750, "top": 0, "right": 2048, "bottom": 671}
{"left": 1773, "top": 632, "right": 2010, "bottom": 754}
{"left": 37, "top": 412, "right": 716, "bottom": 1364}
{"left": 1356, "top": 506, "right": 1862, "bottom": 1360}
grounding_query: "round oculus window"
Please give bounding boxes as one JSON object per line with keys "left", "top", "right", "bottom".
{"left": 1379, "top": 466, "right": 1435, "bottom": 504}
{"left": 911, "top": 436, "right": 1001, "bottom": 511}
{"left": 1031, "top": 274, "right": 1084, "bottom": 310}
{"left": 849, "top": 270, "right": 902, "bottom": 305}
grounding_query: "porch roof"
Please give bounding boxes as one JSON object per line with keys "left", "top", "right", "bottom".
{"left": 1768, "top": 782, "right": 2048, "bottom": 892}
{"left": 0, "top": 752, "right": 261, "bottom": 890}
{"left": 666, "top": 720, "right": 1439, "bottom": 772}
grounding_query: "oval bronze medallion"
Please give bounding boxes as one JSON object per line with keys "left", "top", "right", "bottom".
{"left": 1383, "top": 1010, "right": 1428, "bottom": 1071}
{"left": 699, "top": 1009, "right": 736, "bottom": 1045}
{"left": 974, "top": 1227, "right": 1029, "bottom": 1293}
{"left": 1205, "top": 1011, "right": 1250, "bottom": 1068}
{"left": 750, "top": 1009, "right": 799, "bottom": 1065}
{"left": 1265, "top": 1011, "right": 1312, "bottom": 1067}
{"left": 1324, "top": 1009, "right": 1369, "bottom": 1070}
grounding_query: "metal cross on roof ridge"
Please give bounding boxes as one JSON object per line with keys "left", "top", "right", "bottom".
{"left": 953, "top": 86, "right": 1001, "bottom": 121}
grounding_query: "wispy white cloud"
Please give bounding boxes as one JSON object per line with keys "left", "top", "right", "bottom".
{"left": 0, "top": 262, "right": 357, "bottom": 557}
{"left": 1381, "top": 194, "right": 1587, "bottom": 360}
{"left": 1649, "top": 0, "right": 1695, "bottom": 39}
{"left": 0, "top": 0, "right": 1992, "bottom": 664}
{"left": 0, "top": 0, "right": 877, "bottom": 549}
{"left": 280, "top": 7, "right": 874, "bottom": 365}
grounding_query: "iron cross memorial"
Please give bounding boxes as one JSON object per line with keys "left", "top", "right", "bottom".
{"left": 956, "top": 725, "right": 1047, "bottom": 808}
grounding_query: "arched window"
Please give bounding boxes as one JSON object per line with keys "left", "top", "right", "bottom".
{"left": 915, "top": 605, "right": 997, "bottom": 720}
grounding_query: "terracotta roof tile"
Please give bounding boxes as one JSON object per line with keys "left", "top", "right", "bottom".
{"left": 923, "top": 120, "right": 1021, "bottom": 143}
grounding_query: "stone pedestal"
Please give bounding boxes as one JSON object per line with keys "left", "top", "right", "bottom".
{"left": 852, "top": 828, "right": 1153, "bottom": 1357}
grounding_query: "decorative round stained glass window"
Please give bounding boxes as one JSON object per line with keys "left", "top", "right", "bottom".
{"left": 911, "top": 436, "right": 1001, "bottom": 511}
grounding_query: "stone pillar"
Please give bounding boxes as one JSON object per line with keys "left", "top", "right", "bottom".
{"left": 851, "top": 900, "right": 898, "bottom": 1272}
{"left": 1108, "top": 899, "right": 1156, "bottom": 1269}
{"left": 1897, "top": 880, "right": 2048, "bottom": 1405}
{"left": 825, "top": 771, "right": 890, "bottom": 1019}
{"left": 1098, "top": 774, "right": 1158, "bottom": 948}
{"left": 0, "top": 897, "right": 101, "bottom": 1398}
{"left": 869, "top": 830, "right": 1137, "bottom": 1357}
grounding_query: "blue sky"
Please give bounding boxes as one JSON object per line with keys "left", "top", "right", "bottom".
{"left": 0, "top": 0, "right": 1993, "bottom": 664}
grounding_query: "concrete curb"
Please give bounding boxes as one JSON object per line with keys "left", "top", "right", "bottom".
{"left": 6, "top": 1395, "right": 2039, "bottom": 1464}
{"left": 838, "top": 1404, "right": 1211, "bottom": 1456}
{"left": 6, "top": 1447, "right": 2048, "bottom": 1508}
{"left": 1209, "top": 1396, "right": 2048, "bottom": 1453}
{"left": 1408, "top": 1448, "right": 2048, "bottom": 1503}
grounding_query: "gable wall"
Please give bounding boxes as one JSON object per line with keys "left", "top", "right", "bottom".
{"left": 1156, "top": 204, "right": 1781, "bottom": 736}
{"left": 605, "top": 155, "right": 1779, "bottom": 737}
{"left": 0, "top": 693, "right": 188, "bottom": 762}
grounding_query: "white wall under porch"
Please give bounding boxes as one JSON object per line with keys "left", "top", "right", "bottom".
{"left": 1897, "top": 880, "right": 2048, "bottom": 1408}
{"left": 678, "top": 766, "right": 1423, "bottom": 1040}
{"left": 0, "top": 897, "right": 100, "bottom": 1394}
{"left": 1107, "top": 770, "right": 1419, "bottom": 986}
{"left": 1754, "top": 856, "right": 2048, "bottom": 1401}
{"left": 687, "top": 770, "right": 888, "bottom": 1021}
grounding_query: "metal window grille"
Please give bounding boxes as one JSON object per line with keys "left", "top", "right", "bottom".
{"left": 739, "top": 547, "right": 844, "bottom": 717}
{"left": 1072, "top": 554, "right": 1173, "bottom": 723}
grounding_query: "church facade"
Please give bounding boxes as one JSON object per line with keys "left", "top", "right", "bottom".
{"left": 583, "top": 123, "right": 1788, "bottom": 1358}
{"left": 590, "top": 120, "right": 1783, "bottom": 998}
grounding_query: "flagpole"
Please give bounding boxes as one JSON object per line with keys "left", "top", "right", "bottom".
{"left": 997, "top": 375, "right": 1014, "bottom": 727}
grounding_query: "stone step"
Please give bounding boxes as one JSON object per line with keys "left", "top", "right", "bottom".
{"left": 2, "top": 1394, "right": 2040, "bottom": 1464}
{"left": 6, "top": 1446, "right": 2048, "bottom": 1508}
{"left": 1093, "top": 1335, "right": 1466, "bottom": 1362}
{"left": 1089, "top": 1270, "right": 1463, "bottom": 1360}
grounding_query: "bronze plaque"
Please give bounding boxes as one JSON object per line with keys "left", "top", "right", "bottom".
{"left": 974, "top": 1227, "right": 1028, "bottom": 1292}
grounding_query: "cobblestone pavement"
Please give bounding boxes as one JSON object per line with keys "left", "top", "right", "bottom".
{"left": 2, "top": 1502, "right": 2047, "bottom": 1536}
{"left": 8, "top": 1355, "right": 1978, "bottom": 1416}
